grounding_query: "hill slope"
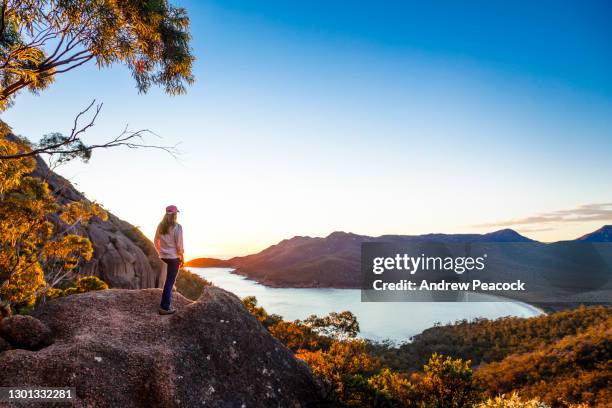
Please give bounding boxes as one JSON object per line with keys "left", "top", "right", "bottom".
{"left": 475, "top": 318, "right": 611, "bottom": 406}
{"left": 368, "top": 305, "right": 612, "bottom": 407}
{"left": 372, "top": 305, "right": 611, "bottom": 372}
{"left": 186, "top": 228, "right": 612, "bottom": 308}
{"left": 577, "top": 225, "right": 612, "bottom": 242}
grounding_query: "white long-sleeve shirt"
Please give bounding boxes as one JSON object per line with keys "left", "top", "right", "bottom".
{"left": 154, "top": 224, "right": 184, "bottom": 259}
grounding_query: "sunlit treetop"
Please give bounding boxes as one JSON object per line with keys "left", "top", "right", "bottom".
{"left": 0, "top": 0, "right": 194, "bottom": 111}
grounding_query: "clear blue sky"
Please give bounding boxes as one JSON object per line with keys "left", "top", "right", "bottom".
{"left": 3, "top": 0, "right": 612, "bottom": 257}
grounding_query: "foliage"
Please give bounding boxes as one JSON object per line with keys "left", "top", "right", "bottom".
{"left": 45, "top": 287, "right": 64, "bottom": 300}
{"left": 367, "top": 368, "right": 417, "bottom": 407}
{"left": 268, "top": 319, "right": 327, "bottom": 352}
{"left": 38, "top": 132, "right": 91, "bottom": 163}
{"left": 46, "top": 275, "right": 108, "bottom": 299}
{"left": 243, "top": 297, "right": 360, "bottom": 350}
{"left": 243, "top": 296, "right": 476, "bottom": 408}
{"left": 303, "top": 311, "right": 360, "bottom": 341}
{"left": 370, "top": 305, "right": 612, "bottom": 373}
{"left": 241, "top": 295, "right": 284, "bottom": 331}
{"left": 74, "top": 276, "right": 108, "bottom": 291}
{"left": 243, "top": 295, "right": 611, "bottom": 407}
{"left": 476, "top": 393, "right": 591, "bottom": 408}
{"left": 476, "top": 393, "right": 549, "bottom": 408}
{"left": 0, "top": 132, "right": 34, "bottom": 190}
{"left": 0, "top": 134, "right": 107, "bottom": 310}
{"left": 60, "top": 200, "right": 108, "bottom": 227}
{"left": 175, "top": 268, "right": 211, "bottom": 301}
{"left": 296, "top": 339, "right": 380, "bottom": 406}
{"left": 242, "top": 296, "right": 330, "bottom": 351}
{"left": 242, "top": 295, "right": 270, "bottom": 324}
{"left": 474, "top": 319, "right": 612, "bottom": 407}
{"left": 42, "top": 235, "right": 93, "bottom": 274}
{"left": 418, "top": 353, "right": 476, "bottom": 408}
{"left": 0, "top": 0, "right": 194, "bottom": 111}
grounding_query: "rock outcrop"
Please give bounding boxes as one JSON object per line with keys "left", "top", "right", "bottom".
{"left": 0, "top": 287, "right": 323, "bottom": 407}
{"left": 32, "top": 156, "right": 163, "bottom": 289}
{"left": 0, "top": 315, "right": 53, "bottom": 351}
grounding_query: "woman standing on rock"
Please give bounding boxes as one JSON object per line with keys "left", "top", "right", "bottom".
{"left": 154, "top": 205, "right": 184, "bottom": 315}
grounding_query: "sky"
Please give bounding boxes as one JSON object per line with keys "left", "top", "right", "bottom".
{"left": 2, "top": 0, "right": 612, "bottom": 258}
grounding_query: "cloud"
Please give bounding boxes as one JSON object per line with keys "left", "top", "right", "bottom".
{"left": 515, "top": 226, "right": 556, "bottom": 233}
{"left": 473, "top": 203, "right": 612, "bottom": 228}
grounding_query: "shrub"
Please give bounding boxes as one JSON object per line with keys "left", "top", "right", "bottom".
{"left": 76, "top": 276, "right": 109, "bottom": 292}
{"left": 418, "top": 353, "right": 476, "bottom": 408}
{"left": 476, "top": 393, "right": 549, "bottom": 408}
{"left": 45, "top": 288, "right": 64, "bottom": 300}
{"left": 368, "top": 368, "right": 418, "bottom": 407}
{"left": 44, "top": 276, "right": 108, "bottom": 300}
{"left": 296, "top": 339, "right": 380, "bottom": 405}
{"left": 175, "top": 268, "right": 211, "bottom": 301}
{"left": 1, "top": 134, "right": 107, "bottom": 311}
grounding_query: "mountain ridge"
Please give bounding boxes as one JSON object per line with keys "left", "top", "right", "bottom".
{"left": 185, "top": 226, "right": 612, "bottom": 299}
{"left": 577, "top": 225, "right": 612, "bottom": 242}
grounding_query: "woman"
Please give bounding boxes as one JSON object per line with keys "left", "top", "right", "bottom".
{"left": 154, "top": 205, "right": 184, "bottom": 315}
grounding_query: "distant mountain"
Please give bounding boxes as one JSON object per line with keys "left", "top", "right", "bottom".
{"left": 378, "top": 228, "right": 534, "bottom": 244}
{"left": 224, "top": 229, "right": 535, "bottom": 288}
{"left": 576, "top": 225, "right": 612, "bottom": 242}
{"left": 185, "top": 227, "right": 611, "bottom": 307}
{"left": 228, "top": 232, "right": 366, "bottom": 288}
{"left": 184, "top": 257, "right": 233, "bottom": 268}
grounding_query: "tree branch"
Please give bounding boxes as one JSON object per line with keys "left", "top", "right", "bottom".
{"left": 49, "top": 54, "right": 94, "bottom": 75}
{"left": 0, "top": 100, "right": 180, "bottom": 160}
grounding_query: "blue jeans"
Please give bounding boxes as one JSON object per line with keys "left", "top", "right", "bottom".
{"left": 160, "top": 258, "right": 180, "bottom": 310}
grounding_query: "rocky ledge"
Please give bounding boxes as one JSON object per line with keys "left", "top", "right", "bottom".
{"left": 0, "top": 288, "right": 323, "bottom": 407}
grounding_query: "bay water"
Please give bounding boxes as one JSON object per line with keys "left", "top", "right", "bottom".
{"left": 189, "top": 267, "right": 542, "bottom": 342}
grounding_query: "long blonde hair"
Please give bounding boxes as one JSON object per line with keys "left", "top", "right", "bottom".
{"left": 157, "top": 212, "right": 177, "bottom": 235}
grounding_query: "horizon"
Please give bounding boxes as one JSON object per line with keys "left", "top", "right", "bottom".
{"left": 2, "top": 0, "right": 611, "bottom": 258}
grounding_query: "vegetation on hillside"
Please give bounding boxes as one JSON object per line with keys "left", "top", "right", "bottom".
{"left": 475, "top": 319, "right": 611, "bottom": 407}
{"left": 243, "top": 297, "right": 611, "bottom": 407}
{"left": 0, "top": 131, "right": 109, "bottom": 312}
{"left": 175, "top": 268, "right": 211, "bottom": 300}
{"left": 243, "top": 296, "right": 478, "bottom": 407}
{"left": 370, "top": 305, "right": 611, "bottom": 372}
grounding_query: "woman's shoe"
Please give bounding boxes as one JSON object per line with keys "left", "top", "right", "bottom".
{"left": 158, "top": 307, "right": 176, "bottom": 315}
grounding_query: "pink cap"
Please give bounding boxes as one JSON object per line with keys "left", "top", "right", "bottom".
{"left": 165, "top": 205, "right": 179, "bottom": 213}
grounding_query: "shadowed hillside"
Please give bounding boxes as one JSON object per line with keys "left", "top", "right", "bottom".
{"left": 577, "top": 225, "right": 612, "bottom": 242}
{"left": 196, "top": 230, "right": 535, "bottom": 287}
{"left": 186, "top": 229, "right": 612, "bottom": 307}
